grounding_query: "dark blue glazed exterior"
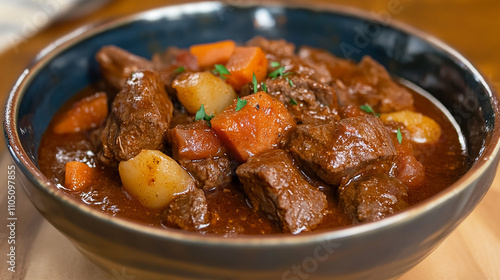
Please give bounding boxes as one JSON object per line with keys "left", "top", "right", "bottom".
{"left": 4, "top": 2, "right": 499, "bottom": 279}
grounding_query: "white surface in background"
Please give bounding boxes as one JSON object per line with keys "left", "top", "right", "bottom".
{"left": 0, "top": 0, "right": 109, "bottom": 54}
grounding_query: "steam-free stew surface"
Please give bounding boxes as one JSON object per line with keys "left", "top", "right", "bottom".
{"left": 38, "top": 38, "right": 467, "bottom": 236}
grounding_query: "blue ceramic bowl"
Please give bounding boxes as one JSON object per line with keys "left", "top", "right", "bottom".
{"left": 4, "top": 2, "right": 500, "bottom": 279}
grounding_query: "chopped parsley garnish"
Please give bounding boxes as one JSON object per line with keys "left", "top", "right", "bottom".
{"left": 261, "top": 82, "right": 268, "bottom": 93}
{"left": 195, "top": 104, "right": 206, "bottom": 121}
{"left": 195, "top": 104, "right": 214, "bottom": 125}
{"left": 270, "top": 61, "right": 281, "bottom": 68}
{"left": 359, "top": 104, "right": 380, "bottom": 117}
{"left": 396, "top": 127, "right": 403, "bottom": 144}
{"left": 213, "top": 64, "right": 230, "bottom": 79}
{"left": 289, "top": 98, "right": 298, "bottom": 105}
{"left": 268, "top": 66, "right": 286, "bottom": 79}
{"left": 360, "top": 104, "right": 375, "bottom": 114}
{"left": 252, "top": 73, "right": 258, "bottom": 93}
{"left": 286, "top": 77, "right": 294, "bottom": 87}
{"left": 175, "top": 66, "right": 185, "bottom": 73}
{"left": 235, "top": 97, "right": 248, "bottom": 112}
{"left": 268, "top": 65, "right": 294, "bottom": 80}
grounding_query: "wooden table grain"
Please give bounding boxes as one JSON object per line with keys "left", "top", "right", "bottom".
{"left": 1, "top": 0, "right": 499, "bottom": 279}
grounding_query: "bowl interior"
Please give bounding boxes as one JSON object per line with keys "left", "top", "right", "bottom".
{"left": 15, "top": 2, "right": 496, "bottom": 170}
{"left": 8, "top": 2, "right": 498, "bottom": 234}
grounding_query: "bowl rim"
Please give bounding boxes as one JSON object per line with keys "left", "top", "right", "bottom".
{"left": 4, "top": 0, "right": 500, "bottom": 247}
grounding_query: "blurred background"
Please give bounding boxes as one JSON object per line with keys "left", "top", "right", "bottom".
{"left": 0, "top": 0, "right": 499, "bottom": 279}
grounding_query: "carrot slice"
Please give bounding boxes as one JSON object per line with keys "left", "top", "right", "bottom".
{"left": 189, "top": 40, "right": 236, "bottom": 68}
{"left": 210, "top": 92, "right": 296, "bottom": 163}
{"left": 225, "top": 46, "right": 268, "bottom": 91}
{"left": 53, "top": 92, "right": 108, "bottom": 134}
{"left": 64, "top": 161, "right": 95, "bottom": 191}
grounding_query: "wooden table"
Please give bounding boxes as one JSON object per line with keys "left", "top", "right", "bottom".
{"left": 1, "top": 0, "right": 499, "bottom": 279}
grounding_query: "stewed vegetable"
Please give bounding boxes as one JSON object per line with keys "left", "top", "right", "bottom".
{"left": 38, "top": 37, "right": 467, "bottom": 235}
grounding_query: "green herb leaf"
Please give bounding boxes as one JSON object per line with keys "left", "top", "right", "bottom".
{"left": 268, "top": 66, "right": 285, "bottom": 79}
{"left": 262, "top": 82, "right": 268, "bottom": 93}
{"left": 360, "top": 104, "right": 380, "bottom": 117}
{"left": 214, "top": 64, "right": 230, "bottom": 79}
{"left": 206, "top": 116, "right": 214, "bottom": 127}
{"left": 175, "top": 66, "right": 185, "bottom": 73}
{"left": 270, "top": 61, "right": 281, "bottom": 68}
{"left": 252, "top": 73, "right": 258, "bottom": 93}
{"left": 360, "top": 104, "right": 375, "bottom": 114}
{"left": 195, "top": 104, "right": 214, "bottom": 125}
{"left": 286, "top": 77, "right": 294, "bottom": 87}
{"left": 396, "top": 127, "right": 403, "bottom": 144}
{"left": 235, "top": 98, "right": 248, "bottom": 112}
{"left": 214, "top": 64, "right": 230, "bottom": 74}
{"left": 289, "top": 98, "right": 298, "bottom": 105}
{"left": 268, "top": 65, "right": 294, "bottom": 81}
{"left": 195, "top": 104, "right": 207, "bottom": 121}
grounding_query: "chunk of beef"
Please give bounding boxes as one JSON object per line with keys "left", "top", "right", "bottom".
{"left": 179, "top": 157, "right": 233, "bottom": 191}
{"left": 96, "top": 46, "right": 198, "bottom": 97}
{"left": 342, "top": 158, "right": 397, "bottom": 182}
{"left": 384, "top": 121, "right": 425, "bottom": 188}
{"left": 288, "top": 115, "right": 397, "bottom": 185}
{"left": 298, "top": 47, "right": 414, "bottom": 113}
{"left": 100, "top": 70, "right": 173, "bottom": 163}
{"left": 168, "top": 121, "right": 225, "bottom": 160}
{"left": 236, "top": 149, "right": 327, "bottom": 234}
{"left": 246, "top": 37, "right": 327, "bottom": 82}
{"left": 396, "top": 154, "right": 425, "bottom": 188}
{"left": 298, "top": 46, "right": 355, "bottom": 84}
{"left": 246, "top": 36, "right": 296, "bottom": 58}
{"left": 339, "top": 105, "right": 368, "bottom": 119}
{"left": 96, "top": 46, "right": 155, "bottom": 90}
{"left": 162, "top": 188, "right": 209, "bottom": 231}
{"left": 339, "top": 174, "right": 409, "bottom": 223}
{"left": 168, "top": 121, "right": 233, "bottom": 190}
{"left": 336, "top": 56, "right": 414, "bottom": 113}
{"left": 241, "top": 75, "right": 340, "bottom": 125}
{"left": 247, "top": 39, "right": 413, "bottom": 113}
{"left": 337, "top": 120, "right": 425, "bottom": 189}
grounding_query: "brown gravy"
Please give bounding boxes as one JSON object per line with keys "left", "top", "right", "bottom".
{"left": 38, "top": 83, "right": 467, "bottom": 236}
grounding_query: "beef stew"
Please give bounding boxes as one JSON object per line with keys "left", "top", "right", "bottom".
{"left": 38, "top": 37, "right": 467, "bottom": 236}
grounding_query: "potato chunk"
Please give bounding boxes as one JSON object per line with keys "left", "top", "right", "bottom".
{"left": 119, "top": 150, "right": 195, "bottom": 208}
{"left": 173, "top": 72, "right": 237, "bottom": 115}
{"left": 380, "top": 110, "right": 442, "bottom": 144}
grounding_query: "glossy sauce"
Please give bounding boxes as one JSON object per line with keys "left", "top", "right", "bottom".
{"left": 38, "top": 84, "right": 468, "bottom": 235}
